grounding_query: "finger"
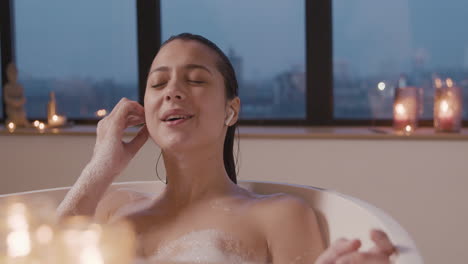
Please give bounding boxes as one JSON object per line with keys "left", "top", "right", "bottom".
{"left": 126, "top": 115, "right": 146, "bottom": 128}
{"left": 117, "top": 101, "right": 144, "bottom": 120}
{"left": 119, "top": 107, "right": 145, "bottom": 130}
{"left": 315, "top": 238, "right": 361, "bottom": 264}
{"left": 369, "top": 229, "right": 396, "bottom": 256}
{"left": 107, "top": 98, "right": 133, "bottom": 118}
{"left": 125, "top": 124, "right": 149, "bottom": 156}
{"left": 110, "top": 99, "right": 145, "bottom": 130}
{"left": 336, "top": 252, "right": 391, "bottom": 264}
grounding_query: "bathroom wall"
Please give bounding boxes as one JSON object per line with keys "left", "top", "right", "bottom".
{"left": 1, "top": 132, "right": 466, "bottom": 264}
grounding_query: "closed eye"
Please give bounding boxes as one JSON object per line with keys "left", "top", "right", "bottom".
{"left": 151, "top": 82, "right": 166, "bottom": 88}
{"left": 188, "top": 80, "right": 204, "bottom": 84}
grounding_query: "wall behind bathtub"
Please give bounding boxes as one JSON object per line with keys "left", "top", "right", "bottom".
{"left": 1, "top": 132, "right": 466, "bottom": 264}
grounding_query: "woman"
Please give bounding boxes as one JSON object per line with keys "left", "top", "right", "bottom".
{"left": 57, "top": 33, "right": 395, "bottom": 264}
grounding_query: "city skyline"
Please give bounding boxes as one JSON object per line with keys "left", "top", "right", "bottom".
{"left": 2, "top": 0, "right": 468, "bottom": 120}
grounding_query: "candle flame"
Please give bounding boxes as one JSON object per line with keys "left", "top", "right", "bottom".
{"left": 440, "top": 100, "right": 450, "bottom": 113}
{"left": 52, "top": 114, "right": 59, "bottom": 121}
{"left": 33, "top": 120, "right": 40, "bottom": 127}
{"left": 405, "top": 125, "right": 412, "bottom": 133}
{"left": 7, "top": 122, "right": 16, "bottom": 133}
{"left": 38, "top": 123, "right": 46, "bottom": 130}
{"left": 395, "top": 103, "right": 406, "bottom": 115}
{"left": 96, "top": 109, "right": 107, "bottom": 117}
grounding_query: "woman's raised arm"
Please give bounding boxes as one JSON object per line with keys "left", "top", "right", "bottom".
{"left": 56, "top": 98, "right": 148, "bottom": 219}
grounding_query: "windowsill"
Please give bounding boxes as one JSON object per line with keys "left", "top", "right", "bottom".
{"left": 1, "top": 124, "right": 468, "bottom": 140}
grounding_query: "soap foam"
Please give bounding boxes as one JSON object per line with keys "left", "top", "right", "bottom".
{"left": 149, "top": 229, "right": 256, "bottom": 264}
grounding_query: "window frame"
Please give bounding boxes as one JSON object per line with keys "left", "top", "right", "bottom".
{"left": 1, "top": 0, "right": 466, "bottom": 127}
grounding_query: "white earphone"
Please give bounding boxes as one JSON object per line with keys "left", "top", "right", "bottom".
{"left": 225, "top": 109, "right": 234, "bottom": 126}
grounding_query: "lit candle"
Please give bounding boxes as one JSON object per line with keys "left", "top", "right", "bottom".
{"left": 38, "top": 122, "right": 46, "bottom": 133}
{"left": 393, "top": 79, "right": 419, "bottom": 133}
{"left": 7, "top": 122, "right": 16, "bottom": 133}
{"left": 405, "top": 125, "right": 413, "bottom": 134}
{"left": 436, "top": 99, "right": 455, "bottom": 131}
{"left": 394, "top": 103, "right": 408, "bottom": 120}
{"left": 393, "top": 98, "right": 417, "bottom": 132}
{"left": 96, "top": 109, "right": 107, "bottom": 118}
{"left": 48, "top": 114, "right": 67, "bottom": 127}
{"left": 33, "top": 120, "right": 40, "bottom": 128}
{"left": 434, "top": 78, "right": 462, "bottom": 132}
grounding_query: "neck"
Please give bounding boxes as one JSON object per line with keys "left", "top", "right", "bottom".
{"left": 160, "top": 145, "right": 237, "bottom": 208}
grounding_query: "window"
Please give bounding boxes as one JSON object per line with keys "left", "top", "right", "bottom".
{"left": 161, "top": 0, "right": 306, "bottom": 119}
{"left": 333, "top": 0, "right": 468, "bottom": 121}
{"left": 13, "top": 0, "right": 139, "bottom": 119}
{"left": 2, "top": 1, "right": 467, "bottom": 126}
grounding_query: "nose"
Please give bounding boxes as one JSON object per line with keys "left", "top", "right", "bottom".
{"left": 164, "top": 82, "right": 186, "bottom": 102}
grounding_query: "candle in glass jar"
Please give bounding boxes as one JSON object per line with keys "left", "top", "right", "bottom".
{"left": 393, "top": 97, "right": 417, "bottom": 132}
{"left": 437, "top": 100, "right": 455, "bottom": 131}
{"left": 393, "top": 76, "right": 419, "bottom": 133}
{"left": 394, "top": 102, "right": 408, "bottom": 131}
{"left": 434, "top": 78, "right": 462, "bottom": 132}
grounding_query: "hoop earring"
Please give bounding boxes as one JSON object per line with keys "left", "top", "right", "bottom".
{"left": 155, "top": 151, "right": 167, "bottom": 184}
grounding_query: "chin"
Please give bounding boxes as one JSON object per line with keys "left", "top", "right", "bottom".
{"left": 153, "top": 132, "right": 197, "bottom": 152}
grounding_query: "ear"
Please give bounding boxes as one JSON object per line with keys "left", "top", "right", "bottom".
{"left": 225, "top": 97, "right": 240, "bottom": 126}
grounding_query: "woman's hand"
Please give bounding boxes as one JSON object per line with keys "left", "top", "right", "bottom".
{"left": 315, "top": 229, "right": 396, "bottom": 264}
{"left": 91, "top": 98, "right": 149, "bottom": 177}
{"left": 57, "top": 98, "right": 149, "bottom": 218}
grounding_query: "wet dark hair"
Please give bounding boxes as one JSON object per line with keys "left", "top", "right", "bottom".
{"left": 159, "top": 33, "right": 239, "bottom": 184}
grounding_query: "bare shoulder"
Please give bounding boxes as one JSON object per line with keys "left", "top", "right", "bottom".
{"left": 94, "top": 188, "right": 153, "bottom": 223}
{"left": 247, "top": 192, "right": 325, "bottom": 262}
{"left": 249, "top": 192, "right": 317, "bottom": 224}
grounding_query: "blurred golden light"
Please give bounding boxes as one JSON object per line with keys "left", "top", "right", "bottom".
{"left": 405, "top": 125, "right": 412, "bottom": 133}
{"left": 38, "top": 123, "right": 46, "bottom": 132}
{"left": 7, "top": 122, "right": 16, "bottom": 132}
{"left": 6, "top": 202, "right": 32, "bottom": 257}
{"left": 7, "top": 230, "right": 31, "bottom": 257}
{"left": 96, "top": 109, "right": 107, "bottom": 117}
{"left": 36, "top": 225, "right": 54, "bottom": 244}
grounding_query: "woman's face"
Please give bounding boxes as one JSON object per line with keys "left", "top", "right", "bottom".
{"left": 144, "top": 39, "right": 236, "bottom": 152}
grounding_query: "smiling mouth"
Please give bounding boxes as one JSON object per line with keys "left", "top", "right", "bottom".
{"left": 162, "top": 115, "right": 194, "bottom": 126}
{"left": 164, "top": 115, "right": 194, "bottom": 122}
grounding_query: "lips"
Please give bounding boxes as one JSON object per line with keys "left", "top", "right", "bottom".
{"left": 164, "top": 116, "right": 193, "bottom": 126}
{"left": 161, "top": 109, "right": 194, "bottom": 126}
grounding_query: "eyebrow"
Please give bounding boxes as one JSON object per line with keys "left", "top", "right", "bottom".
{"left": 148, "top": 64, "right": 213, "bottom": 76}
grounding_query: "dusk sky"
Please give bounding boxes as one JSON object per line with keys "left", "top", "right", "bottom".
{"left": 11, "top": 0, "right": 468, "bottom": 83}
{"left": 334, "top": 0, "right": 468, "bottom": 77}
